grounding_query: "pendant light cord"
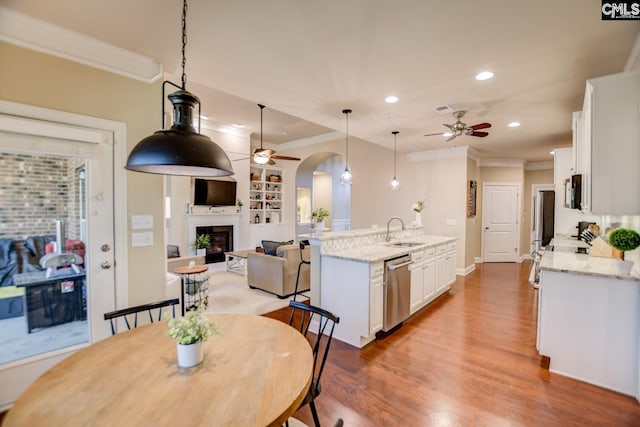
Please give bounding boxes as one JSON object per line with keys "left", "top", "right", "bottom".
{"left": 394, "top": 133, "right": 397, "bottom": 176}
{"left": 342, "top": 109, "right": 352, "bottom": 165}
{"left": 259, "top": 104, "right": 265, "bottom": 149}
{"left": 181, "top": 0, "right": 188, "bottom": 90}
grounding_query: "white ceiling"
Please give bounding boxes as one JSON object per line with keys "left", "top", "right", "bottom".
{"left": 2, "top": 0, "right": 639, "bottom": 161}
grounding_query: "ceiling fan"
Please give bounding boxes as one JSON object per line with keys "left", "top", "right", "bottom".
{"left": 424, "top": 111, "right": 491, "bottom": 142}
{"left": 250, "top": 104, "right": 301, "bottom": 165}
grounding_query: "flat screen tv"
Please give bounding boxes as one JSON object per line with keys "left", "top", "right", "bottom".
{"left": 193, "top": 179, "right": 237, "bottom": 206}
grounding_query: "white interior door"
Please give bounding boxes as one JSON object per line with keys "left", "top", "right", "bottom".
{"left": 482, "top": 183, "right": 519, "bottom": 263}
{"left": 0, "top": 107, "right": 118, "bottom": 409}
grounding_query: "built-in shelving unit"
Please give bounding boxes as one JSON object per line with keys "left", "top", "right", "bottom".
{"left": 249, "top": 165, "right": 283, "bottom": 225}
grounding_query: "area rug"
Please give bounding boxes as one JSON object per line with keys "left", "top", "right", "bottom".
{"left": 205, "top": 271, "right": 308, "bottom": 316}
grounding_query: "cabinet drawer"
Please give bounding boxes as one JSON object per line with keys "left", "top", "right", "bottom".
{"left": 411, "top": 250, "right": 424, "bottom": 262}
{"left": 370, "top": 263, "right": 384, "bottom": 278}
{"left": 447, "top": 241, "right": 456, "bottom": 253}
{"left": 424, "top": 247, "right": 436, "bottom": 258}
{"left": 436, "top": 244, "right": 447, "bottom": 255}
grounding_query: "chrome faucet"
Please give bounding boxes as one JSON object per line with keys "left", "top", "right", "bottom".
{"left": 385, "top": 216, "right": 406, "bottom": 242}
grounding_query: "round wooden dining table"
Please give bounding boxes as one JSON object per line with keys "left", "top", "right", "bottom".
{"left": 4, "top": 314, "right": 313, "bottom": 427}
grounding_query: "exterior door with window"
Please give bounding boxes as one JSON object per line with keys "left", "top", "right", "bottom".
{"left": 0, "top": 105, "right": 117, "bottom": 409}
{"left": 482, "top": 183, "right": 519, "bottom": 263}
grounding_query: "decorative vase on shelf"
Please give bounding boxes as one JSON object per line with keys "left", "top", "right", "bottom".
{"left": 176, "top": 341, "right": 204, "bottom": 368}
{"left": 315, "top": 221, "right": 324, "bottom": 236}
{"left": 415, "top": 212, "right": 422, "bottom": 226}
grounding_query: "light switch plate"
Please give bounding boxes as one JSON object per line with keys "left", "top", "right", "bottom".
{"left": 131, "top": 215, "right": 153, "bottom": 230}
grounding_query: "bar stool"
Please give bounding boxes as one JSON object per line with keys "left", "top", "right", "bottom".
{"left": 293, "top": 240, "right": 310, "bottom": 301}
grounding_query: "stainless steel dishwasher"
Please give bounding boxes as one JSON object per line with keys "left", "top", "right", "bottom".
{"left": 383, "top": 255, "right": 413, "bottom": 332}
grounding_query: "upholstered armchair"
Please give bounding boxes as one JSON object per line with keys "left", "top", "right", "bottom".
{"left": 247, "top": 244, "right": 310, "bottom": 298}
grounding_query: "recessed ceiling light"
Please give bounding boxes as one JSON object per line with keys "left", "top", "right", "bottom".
{"left": 385, "top": 95, "right": 399, "bottom": 104}
{"left": 508, "top": 121, "right": 521, "bottom": 128}
{"left": 475, "top": 71, "right": 494, "bottom": 81}
{"left": 443, "top": 132, "right": 453, "bottom": 137}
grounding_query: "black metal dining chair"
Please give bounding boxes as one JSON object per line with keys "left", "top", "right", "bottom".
{"left": 103, "top": 298, "right": 179, "bottom": 335}
{"left": 287, "top": 300, "right": 340, "bottom": 427}
{"left": 293, "top": 240, "right": 310, "bottom": 301}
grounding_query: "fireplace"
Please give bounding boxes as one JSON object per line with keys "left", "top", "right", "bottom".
{"left": 195, "top": 225, "right": 233, "bottom": 263}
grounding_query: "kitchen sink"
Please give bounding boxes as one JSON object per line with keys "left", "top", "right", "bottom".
{"left": 387, "top": 242, "right": 423, "bottom": 248}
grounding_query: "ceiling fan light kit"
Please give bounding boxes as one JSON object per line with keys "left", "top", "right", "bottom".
{"left": 424, "top": 110, "right": 491, "bottom": 142}
{"left": 125, "top": 0, "right": 233, "bottom": 177}
{"left": 340, "top": 108, "right": 353, "bottom": 185}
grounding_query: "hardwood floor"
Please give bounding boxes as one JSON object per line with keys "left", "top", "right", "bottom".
{"left": 265, "top": 261, "right": 640, "bottom": 427}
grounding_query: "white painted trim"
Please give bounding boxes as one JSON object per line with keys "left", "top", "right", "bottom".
{"left": 525, "top": 161, "right": 554, "bottom": 171}
{"left": 478, "top": 158, "right": 526, "bottom": 168}
{"left": 406, "top": 145, "right": 472, "bottom": 162}
{"left": 0, "top": 115, "right": 103, "bottom": 144}
{"left": 624, "top": 32, "right": 640, "bottom": 71}
{"left": 0, "top": 99, "right": 128, "bottom": 313}
{"left": 0, "top": 6, "right": 162, "bottom": 83}
{"left": 274, "top": 131, "right": 343, "bottom": 150}
{"left": 458, "top": 264, "right": 476, "bottom": 276}
{"left": 200, "top": 120, "right": 252, "bottom": 139}
{"left": 474, "top": 256, "right": 483, "bottom": 264}
{"left": 521, "top": 254, "right": 533, "bottom": 261}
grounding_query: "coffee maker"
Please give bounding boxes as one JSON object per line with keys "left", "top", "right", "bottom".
{"left": 577, "top": 221, "right": 595, "bottom": 239}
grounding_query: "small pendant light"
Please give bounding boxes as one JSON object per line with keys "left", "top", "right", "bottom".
{"left": 340, "top": 109, "right": 353, "bottom": 185}
{"left": 390, "top": 131, "right": 400, "bottom": 190}
{"left": 125, "top": 0, "right": 233, "bottom": 177}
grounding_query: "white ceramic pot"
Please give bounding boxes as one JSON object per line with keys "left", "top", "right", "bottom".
{"left": 315, "top": 221, "right": 324, "bottom": 236}
{"left": 196, "top": 248, "right": 206, "bottom": 257}
{"left": 415, "top": 212, "right": 422, "bottom": 226}
{"left": 177, "top": 341, "right": 204, "bottom": 368}
{"left": 615, "top": 259, "right": 634, "bottom": 276}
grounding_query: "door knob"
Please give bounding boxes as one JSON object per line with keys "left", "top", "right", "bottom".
{"left": 101, "top": 261, "right": 112, "bottom": 269}
{"left": 484, "top": 227, "right": 489, "bottom": 230}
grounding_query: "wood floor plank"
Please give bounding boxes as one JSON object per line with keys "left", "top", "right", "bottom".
{"left": 265, "top": 261, "right": 640, "bottom": 427}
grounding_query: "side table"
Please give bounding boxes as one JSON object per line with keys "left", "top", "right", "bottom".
{"left": 224, "top": 250, "right": 253, "bottom": 276}
{"left": 174, "top": 265, "right": 209, "bottom": 315}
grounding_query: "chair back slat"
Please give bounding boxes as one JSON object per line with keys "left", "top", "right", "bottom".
{"left": 104, "top": 298, "right": 179, "bottom": 335}
{"left": 288, "top": 300, "right": 339, "bottom": 394}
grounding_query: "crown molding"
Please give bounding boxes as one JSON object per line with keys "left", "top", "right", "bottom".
{"left": 624, "top": 32, "right": 640, "bottom": 71}
{"left": 0, "top": 6, "right": 162, "bottom": 83}
{"left": 274, "top": 131, "right": 343, "bottom": 151}
{"left": 525, "top": 161, "right": 554, "bottom": 171}
{"left": 200, "top": 120, "right": 252, "bottom": 139}
{"left": 478, "top": 158, "right": 525, "bottom": 168}
{"left": 406, "top": 145, "right": 475, "bottom": 162}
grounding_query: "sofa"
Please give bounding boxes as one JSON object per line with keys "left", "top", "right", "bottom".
{"left": 247, "top": 243, "right": 310, "bottom": 298}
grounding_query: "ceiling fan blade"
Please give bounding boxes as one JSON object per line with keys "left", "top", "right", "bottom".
{"left": 446, "top": 134, "right": 458, "bottom": 142}
{"left": 271, "top": 155, "right": 301, "bottom": 161}
{"left": 424, "top": 132, "right": 444, "bottom": 137}
{"left": 470, "top": 122, "right": 492, "bottom": 130}
{"left": 443, "top": 123, "right": 455, "bottom": 131}
{"left": 232, "top": 157, "right": 250, "bottom": 162}
{"left": 470, "top": 131, "right": 489, "bottom": 137}
{"left": 267, "top": 158, "right": 276, "bottom": 165}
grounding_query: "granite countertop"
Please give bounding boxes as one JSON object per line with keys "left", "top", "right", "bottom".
{"left": 540, "top": 251, "right": 640, "bottom": 281}
{"left": 550, "top": 235, "right": 591, "bottom": 250}
{"left": 323, "top": 235, "right": 455, "bottom": 263}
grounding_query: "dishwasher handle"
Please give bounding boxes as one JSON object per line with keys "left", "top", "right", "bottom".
{"left": 387, "top": 260, "right": 413, "bottom": 270}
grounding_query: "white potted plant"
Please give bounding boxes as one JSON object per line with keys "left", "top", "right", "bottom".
{"left": 311, "top": 207, "right": 330, "bottom": 236}
{"left": 167, "top": 307, "right": 221, "bottom": 368}
{"left": 608, "top": 228, "right": 640, "bottom": 275}
{"left": 193, "top": 233, "right": 211, "bottom": 257}
{"left": 236, "top": 198, "right": 243, "bottom": 213}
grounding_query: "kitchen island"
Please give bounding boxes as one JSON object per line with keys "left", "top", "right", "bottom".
{"left": 306, "top": 226, "right": 456, "bottom": 348}
{"left": 537, "top": 248, "right": 640, "bottom": 399}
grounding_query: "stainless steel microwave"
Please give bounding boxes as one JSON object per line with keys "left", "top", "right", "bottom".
{"left": 564, "top": 174, "right": 582, "bottom": 209}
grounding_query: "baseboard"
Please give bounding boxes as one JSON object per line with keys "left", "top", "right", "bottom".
{"left": 474, "top": 256, "right": 483, "bottom": 264}
{"left": 520, "top": 254, "right": 532, "bottom": 262}
{"left": 456, "top": 264, "right": 476, "bottom": 276}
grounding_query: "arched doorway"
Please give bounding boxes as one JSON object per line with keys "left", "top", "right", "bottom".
{"left": 295, "top": 153, "right": 351, "bottom": 239}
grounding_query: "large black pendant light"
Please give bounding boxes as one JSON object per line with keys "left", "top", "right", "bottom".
{"left": 125, "top": 0, "right": 233, "bottom": 177}
{"left": 340, "top": 109, "right": 353, "bottom": 185}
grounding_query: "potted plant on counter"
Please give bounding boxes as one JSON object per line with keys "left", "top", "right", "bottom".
{"left": 193, "top": 233, "right": 211, "bottom": 257}
{"left": 167, "top": 306, "right": 221, "bottom": 368}
{"left": 608, "top": 227, "right": 640, "bottom": 275}
{"left": 311, "top": 208, "right": 330, "bottom": 236}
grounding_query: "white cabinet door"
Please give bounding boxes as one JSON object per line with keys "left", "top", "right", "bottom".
{"left": 370, "top": 276, "right": 383, "bottom": 334}
{"left": 435, "top": 245, "right": 448, "bottom": 296}
{"left": 410, "top": 261, "right": 423, "bottom": 314}
{"left": 423, "top": 260, "right": 436, "bottom": 303}
{"left": 446, "top": 242, "right": 456, "bottom": 285}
